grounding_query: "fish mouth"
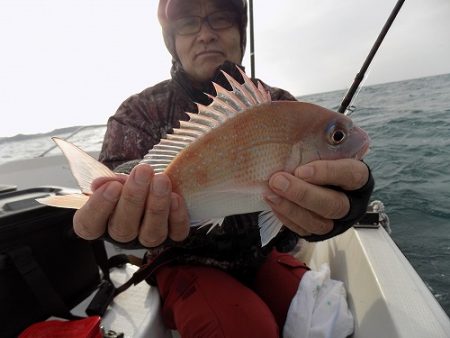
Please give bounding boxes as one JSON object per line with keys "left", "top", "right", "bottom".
{"left": 352, "top": 142, "right": 370, "bottom": 160}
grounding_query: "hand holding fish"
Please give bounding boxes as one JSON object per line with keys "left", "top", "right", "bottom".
{"left": 71, "top": 157, "right": 368, "bottom": 245}
{"left": 266, "top": 159, "right": 369, "bottom": 237}
{"left": 72, "top": 164, "right": 190, "bottom": 247}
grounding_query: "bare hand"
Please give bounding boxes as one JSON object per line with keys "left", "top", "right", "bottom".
{"left": 73, "top": 164, "right": 190, "bottom": 247}
{"left": 264, "top": 159, "right": 369, "bottom": 236}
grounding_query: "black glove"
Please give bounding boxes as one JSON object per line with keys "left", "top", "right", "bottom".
{"left": 302, "top": 163, "right": 375, "bottom": 242}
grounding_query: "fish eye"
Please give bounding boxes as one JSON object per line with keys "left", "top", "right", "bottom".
{"left": 330, "top": 129, "right": 346, "bottom": 145}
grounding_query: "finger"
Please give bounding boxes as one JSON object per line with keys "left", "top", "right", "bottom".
{"left": 264, "top": 193, "right": 333, "bottom": 235}
{"left": 269, "top": 172, "right": 350, "bottom": 219}
{"left": 73, "top": 181, "right": 122, "bottom": 240}
{"left": 108, "top": 164, "right": 153, "bottom": 243}
{"left": 138, "top": 173, "right": 172, "bottom": 247}
{"left": 295, "top": 159, "right": 369, "bottom": 191}
{"left": 91, "top": 174, "right": 128, "bottom": 191}
{"left": 269, "top": 207, "right": 311, "bottom": 237}
{"left": 168, "top": 193, "right": 190, "bottom": 242}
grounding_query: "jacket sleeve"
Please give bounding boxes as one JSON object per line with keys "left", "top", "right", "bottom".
{"left": 99, "top": 95, "right": 161, "bottom": 170}
{"left": 98, "top": 80, "right": 182, "bottom": 170}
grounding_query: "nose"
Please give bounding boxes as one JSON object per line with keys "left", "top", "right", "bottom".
{"left": 196, "top": 20, "right": 217, "bottom": 43}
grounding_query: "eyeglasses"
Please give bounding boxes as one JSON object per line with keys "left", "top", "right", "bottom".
{"left": 173, "top": 11, "right": 238, "bottom": 36}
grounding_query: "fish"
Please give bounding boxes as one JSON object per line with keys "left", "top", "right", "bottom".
{"left": 38, "top": 67, "right": 370, "bottom": 246}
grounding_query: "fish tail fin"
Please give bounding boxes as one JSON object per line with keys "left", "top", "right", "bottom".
{"left": 52, "top": 137, "right": 116, "bottom": 194}
{"left": 37, "top": 194, "right": 89, "bottom": 209}
{"left": 258, "top": 211, "right": 284, "bottom": 246}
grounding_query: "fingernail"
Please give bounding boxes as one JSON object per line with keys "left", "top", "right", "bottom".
{"left": 272, "top": 175, "right": 290, "bottom": 192}
{"left": 134, "top": 165, "right": 150, "bottom": 185}
{"left": 265, "top": 194, "right": 282, "bottom": 205}
{"left": 103, "top": 182, "right": 121, "bottom": 202}
{"left": 151, "top": 174, "right": 170, "bottom": 196}
{"left": 296, "top": 165, "right": 314, "bottom": 179}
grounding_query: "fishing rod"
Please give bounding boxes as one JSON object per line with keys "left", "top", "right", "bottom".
{"left": 338, "top": 0, "right": 406, "bottom": 114}
{"left": 249, "top": 0, "right": 255, "bottom": 79}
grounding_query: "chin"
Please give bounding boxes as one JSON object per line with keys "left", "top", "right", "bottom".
{"left": 196, "top": 65, "right": 222, "bottom": 82}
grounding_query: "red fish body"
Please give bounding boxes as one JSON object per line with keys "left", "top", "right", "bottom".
{"left": 39, "top": 68, "right": 370, "bottom": 246}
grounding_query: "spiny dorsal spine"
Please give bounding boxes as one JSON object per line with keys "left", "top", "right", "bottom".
{"left": 141, "top": 67, "right": 272, "bottom": 172}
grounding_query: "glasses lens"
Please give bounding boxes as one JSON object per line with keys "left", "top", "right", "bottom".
{"left": 208, "top": 11, "right": 236, "bottom": 30}
{"left": 173, "top": 11, "right": 237, "bottom": 36}
{"left": 174, "top": 16, "right": 201, "bottom": 35}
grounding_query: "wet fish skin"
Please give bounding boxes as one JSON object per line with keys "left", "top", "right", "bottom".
{"left": 38, "top": 68, "right": 370, "bottom": 245}
{"left": 162, "top": 100, "right": 370, "bottom": 222}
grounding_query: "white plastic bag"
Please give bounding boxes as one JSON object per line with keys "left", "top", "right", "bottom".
{"left": 283, "top": 263, "right": 354, "bottom": 338}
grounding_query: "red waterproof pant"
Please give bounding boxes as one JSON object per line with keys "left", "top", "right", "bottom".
{"left": 155, "top": 249, "right": 309, "bottom": 338}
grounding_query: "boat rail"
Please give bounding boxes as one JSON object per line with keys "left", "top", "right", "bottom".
{"left": 355, "top": 200, "right": 391, "bottom": 233}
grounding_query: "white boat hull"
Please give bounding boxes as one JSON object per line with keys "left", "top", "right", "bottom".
{"left": 299, "top": 227, "right": 450, "bottom": 337}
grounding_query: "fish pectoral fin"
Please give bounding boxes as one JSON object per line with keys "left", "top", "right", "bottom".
{"left": 52, "top": 137, "right": 116, "bottom": 194}
{"left": 37, "top": 194, "right": 89, "bottom": 209}
{"left": 190, "top": 218, "right": 225, "bottom": 234}
{"left": 258, "top": 211, "right": 284, "bottom": 246}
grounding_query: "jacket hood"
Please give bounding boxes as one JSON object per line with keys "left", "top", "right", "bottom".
{"left": 157, "top": 0, "right": 248, "bottom": 64}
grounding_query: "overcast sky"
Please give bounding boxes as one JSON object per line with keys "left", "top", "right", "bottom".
{"left": 1, "top": 0, "right": 449, "bottom": 137}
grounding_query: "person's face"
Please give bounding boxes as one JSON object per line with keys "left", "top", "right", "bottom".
{"left": 173, "top": 0, "right": 242, "bottom": 84}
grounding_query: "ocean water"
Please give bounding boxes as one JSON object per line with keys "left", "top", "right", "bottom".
{"left": 0, "top": 125, "right": 107, "bottom": 163}
{"left": 1, "top": 73, "right": 449, "bottom": 317}
{"left": 302, "top": 73, "right": 450, "bottom": 317}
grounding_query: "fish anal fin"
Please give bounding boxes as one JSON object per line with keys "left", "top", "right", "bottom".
{"left": 191, "top": 218, "right": 225, "bottom": 233}
{"left": 258, "top": 210, "right": 284, "bottom": 246}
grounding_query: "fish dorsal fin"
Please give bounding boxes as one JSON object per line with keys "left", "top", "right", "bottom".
{"left": 141, "top": 67, "right": 271, "bottom": 173}
{"left": 52, "top": 137, "right": 116, "bottom": 194}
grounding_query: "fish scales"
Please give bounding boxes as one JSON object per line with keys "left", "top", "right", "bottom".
{"left": 165, "top": 100, "right": 361, "bottom": 221}
{"left": 166, "top": 103, "right": 304, "bottom": 195}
